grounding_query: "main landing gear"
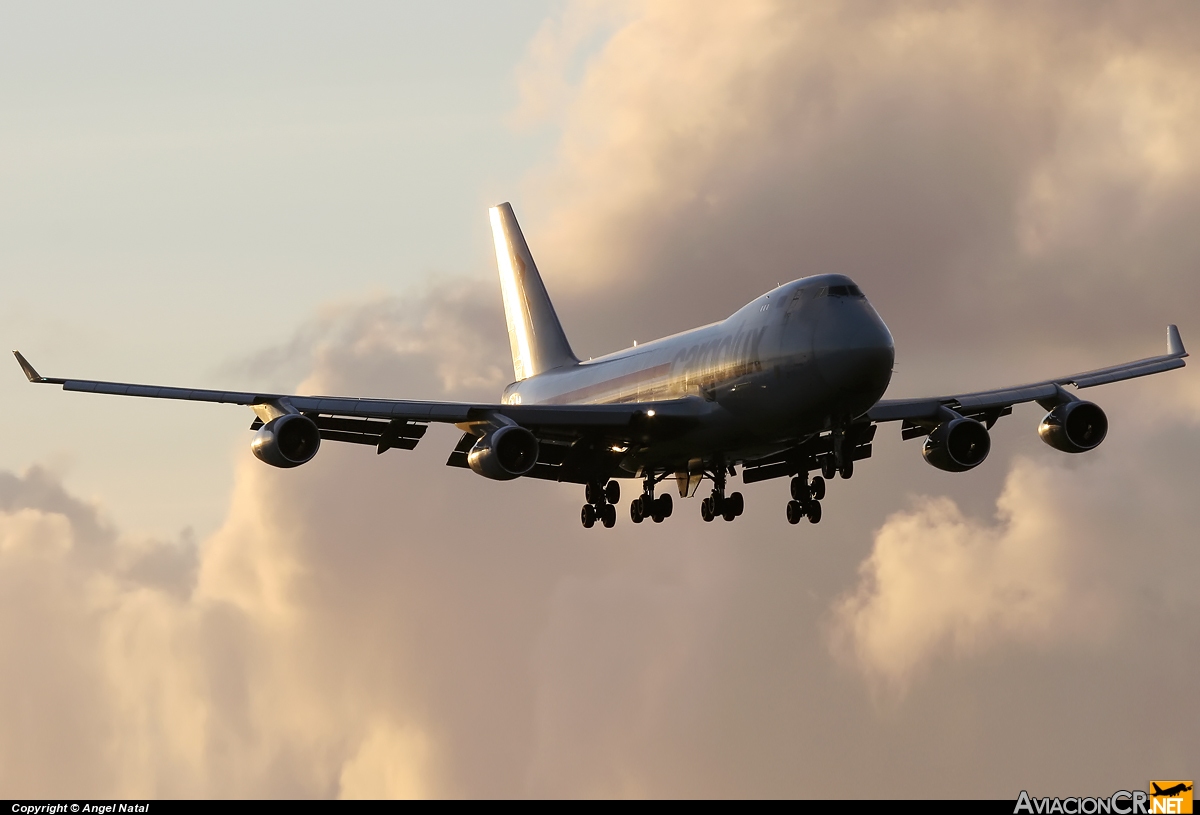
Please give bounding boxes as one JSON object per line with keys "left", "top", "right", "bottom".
{"left": 785, "top": 474, "right": 825, "bottom": 525}
{"left": 630, "top": 475, "right": 673, "bottom": 524}
{"left": 700, "top": 467, "right": 744, "bottom": 523}
{"left": 581, "top": 479, "right": 620, "bottom": 529}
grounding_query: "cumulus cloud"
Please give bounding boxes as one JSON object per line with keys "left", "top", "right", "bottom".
{"left": 514, "top": 0, "right": 1200, "bottom": 374}
{"left": 832, "top": 459, "right": 1114, "bottom": 692}
{"left": 6, "top": 0, "right": 1200, "bottom": 798}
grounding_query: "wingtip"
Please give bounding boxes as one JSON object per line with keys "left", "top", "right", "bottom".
{"left": 13, "top": 350, "right": 44, "bottom": 382}
{"left": 1168, "top": 324, "right": 1187, "bottom": 358}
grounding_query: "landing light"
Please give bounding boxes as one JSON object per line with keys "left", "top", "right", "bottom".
{"left": 611, "top": 445, "right": 628, "bottom": 453}
{"left": 647, "top": 409, "right": 656, "bottom": 417}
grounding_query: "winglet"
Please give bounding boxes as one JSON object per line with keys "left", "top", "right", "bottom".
{"left": 12, "top": 351, "right": 63, "bottom": 384}
{"left": 1168, "top": 325, "right": 1187, "bottom": 358}
{"left": 14, "top": 350, "right": 45, "bottom": 382}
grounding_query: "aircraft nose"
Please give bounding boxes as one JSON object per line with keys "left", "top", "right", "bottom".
{"left": 813, "top": 301, "right": 894, "bottom": 401}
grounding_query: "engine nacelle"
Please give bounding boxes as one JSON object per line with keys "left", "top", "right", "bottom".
{"left": 923, "top": 417, "right": 991, "bottom": 472}
{"left": 467, "top": 425, "right": 539, "bottom": 480}
{"left": 1038, "top": 401, "right": 1108, "bottom": 453}
{"left": 251, "top": 414, "right": 322, "bottom": 468}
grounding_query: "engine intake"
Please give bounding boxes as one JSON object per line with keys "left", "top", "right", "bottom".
{"left": 467, "top": 425, "right": 539, "bottom": 480}
{"left": 1038, "top": 401, "right": 1108, "bottom": 453}
{"left": 923, "top": 417, "right": 991, "bottom": 472}
{"left": 252, "top": 414, "right": 322, "bottom": 468}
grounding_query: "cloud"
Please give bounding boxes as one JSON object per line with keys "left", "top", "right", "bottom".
{"left": 6, "top": 0, "right": 1200, "bottom": 798}
{"left": 831, "top": 458, "right": 1115, "bottom": 692}
{"left": 513, "top": 0, "right": 1200, "bottom": 372}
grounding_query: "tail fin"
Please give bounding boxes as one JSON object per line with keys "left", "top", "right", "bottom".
{"left": 489, "top": 203, "right": 578, "bottom": 380}
{"left": 1153, "top": 784, "right": 1164, "bottom": 795}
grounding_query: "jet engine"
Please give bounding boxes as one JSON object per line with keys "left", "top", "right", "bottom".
{"left": 251, "top": 413, "right": 322, "bottom": 468}
{"left": 467, "top": 425, "right": 539, "bottom": 480}
{"left": 922, "top": 417, "right": 991, "bottom": 472}
{"left": 1038, "top": 401, "right": 1108, "bottom": 453}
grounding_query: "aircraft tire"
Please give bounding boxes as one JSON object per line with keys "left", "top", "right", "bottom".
{"left": 581, "top": 504, "right": 597, "bottom": 528}
{"left": 809, "top": 476, "right": 826, "bottom": 500}
{"left": 790, "top": 476, "right": 807, "bottom": 502}
{"left": 601, "top": 503, "right": 617, "bottom": 528}
{"left": 630, "top": 497, "right": 645, "bottom": 523}
{"left": 838, "top": 460, "right": 854, "bottom": 480}
{"left": 807, "top": 500, "right": 822, "bottom": 524}
{"left": 605, "top": 480, "right": 621, "bottom": 504}
{"left": 821, "top": 455, "right": 837, "bottom": 480}
{"left": 727, "top": 491, "right": 744, "bottom": 516}
{"left": 701, "top": 498, "right": 715, "bottom": 522}
{"left": 657, "top": 494, "right": 673, "bottom": 518}
{"left": 786, "top": 500, "right": 803, "bottom": 525}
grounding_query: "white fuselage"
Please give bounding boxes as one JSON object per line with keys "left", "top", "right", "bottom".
{"left": 503, "top": 274, "right": 895, "bottom": 468}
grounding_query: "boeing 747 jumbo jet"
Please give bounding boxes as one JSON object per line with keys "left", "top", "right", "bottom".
{"left": 14, "top": 204, "right": 1189, "bottom": 529}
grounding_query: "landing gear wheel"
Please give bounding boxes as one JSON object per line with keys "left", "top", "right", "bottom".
{"left": 601, "top": 503, "right": 617, "bottom": 528}
{"left": 838, "top": 460, "right": 854, "bottom": 480}
{"left": 605, "top": 480, "right": 621, "bottom": 504}
{"left": 630, "top": 497, "right": 645, "bottom": 523}
{"left": 807, "top": 500, "right": 822, "bottom": 524}
{"left": 786, "top": 500, "right": 803, "bottom": 525}
{"left": 821, "top": 455, "right": 837, "bottom": 480}
{"left": 651, "top": 504, "right": 665, "bottom": 523}
{"left": 790, "top": 476, "right": 807, "bottom": 502}
{"left": 584, "top": 483, "right": 600, "bottom": 505}
{"left": 727, "top": 491, "right": 744, "bottom": 517}
{"left": 809, "top": 475, "right": 826, "bottom": 501}
{"left": 701, "top": 498, "right": 715, "bottom": 522}
{"left": 657, "top": 493, "right": 673, "bottom": 519}
{"left": 581, "top": 504, "right": 597, "bottom": 529}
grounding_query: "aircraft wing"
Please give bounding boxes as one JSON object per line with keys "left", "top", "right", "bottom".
{"left": 868, "top": 325, "right": 1187, "bottom": 432}
{"left": 11, "top": 350, "right": 712, "bottom": 451}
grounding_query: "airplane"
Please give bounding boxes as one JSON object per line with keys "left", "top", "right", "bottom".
{"left": 1152, "top": 783, "right": 1193, "bottom": 798}
{"left": 13, "top": 203, "right": 1189, "bottom": 530}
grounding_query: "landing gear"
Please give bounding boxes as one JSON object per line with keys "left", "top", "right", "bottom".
{"left": 630, "top": 475, "right": 672, "bottom": 524}
{"left": 791, "top": 475, "right": 824, "bottom": 502}
{"left": 786, "top": 474, "right": 823, "bottom": 525}
{"left": 581, "top": 479, "right": 621, "bottom": 529}
{"left": 821, "top": 455, "right": 837, "bottom": 480}
{"left": 651, "top": 493, "right": 672, "bottom": 523}
{"left": 699, "top": 467, "right": 744, "bottom": 522}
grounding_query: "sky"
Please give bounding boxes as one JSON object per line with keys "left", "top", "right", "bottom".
{"left": 1, "top": 0, "right": 1198, "bottom": 799}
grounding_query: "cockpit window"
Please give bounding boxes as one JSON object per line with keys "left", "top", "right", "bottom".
{"left": 826, "top": 284, "right": 863, "bottom": 297}
{"left": 812, "top": 284, "right": 864, "bottom": 298}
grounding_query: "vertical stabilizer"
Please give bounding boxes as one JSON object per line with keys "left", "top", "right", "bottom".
{"left": 489, "top": 203, "right": 578, "bottom": 380}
